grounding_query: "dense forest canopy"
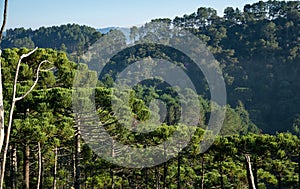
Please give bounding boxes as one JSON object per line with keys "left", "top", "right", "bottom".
{"left": 1, "top": 1, "right": 299, "bottom": 133}
{"left": 1, "top": 24, "right": 102, "bottom": 54}
{"left": 1, "top": 0, "right": 300, "bottom": 188}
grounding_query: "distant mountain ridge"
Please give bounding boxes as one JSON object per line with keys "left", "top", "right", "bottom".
{"left": 98, "top": 27, "right": 131, "bottom": 42}
{"left": 97, "top": 27, "right": 118, "bottom": 34}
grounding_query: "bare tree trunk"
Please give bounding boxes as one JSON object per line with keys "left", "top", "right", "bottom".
{"left": 111, "top": 139, "right": 115, "bottom": 189}
{"left": 110, "top": 168, "right": 115, "bottom": 189}
{"left": 73, "top": 152, "right": 76, "bottom": 186}
{"left": 0, "top": 48, "right": 49, "bottom": 188}
{"left": 298, "top": 155, "right": 300, "bottom": 189}
{"left": 0, "top": 1, "right": 9, "bottom": 186}
{"left": 0, "top": 49, "right": 49, "bottom": 188}
{"left": 163, "top": 144, "right": 167, "bottom": 189}
{"left": 155, "top": 167, "right": 160, "bottom": 189}
{"left": 75, "top": 115, "right": 81, "bottom": 189}
{"left": 53, "top": 147, "right": 57, "bottom": 189}
{"left": 253, "top": 159, "right": 258, "bottom": 188}
{"left": 37, "top": 142, "right": 42, "bottom": 189}
{"left": 0, "top": 0, "right": 8, "bottom": 156}
{"left": 10, "top": 144, "right": 17, "bottom": 189}
{"left": 0, "top": 57, "right": 4, "bottom": 154}
{"left": 23, "top": 144, "right": 30, "bottom": 189}
{"left": 201, "top": 155, "right": 205, "bottom": 189}
{"left": 245, "top": 154, "right": 256, "bottom": 189}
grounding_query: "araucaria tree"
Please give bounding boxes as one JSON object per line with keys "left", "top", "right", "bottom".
{"left": 0, "top": 0, "right": 51, "bottom": 188}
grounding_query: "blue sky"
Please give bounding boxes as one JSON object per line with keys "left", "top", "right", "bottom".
{"left": 5, "top": 0, "right": 262, "bottom": 29}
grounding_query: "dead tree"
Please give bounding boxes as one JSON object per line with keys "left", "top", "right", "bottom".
{"left": 0, "top": 0, "right": 9, "bottom": 157}
{"left": 245, "top": 154, "right": 256, "bottom": 189}
{"left": 0, "top": 48, "right": 51, "bottom": 188}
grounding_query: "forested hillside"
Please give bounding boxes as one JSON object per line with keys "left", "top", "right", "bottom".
{"left": 1, "top": 48, "right": 300, "bottom": 188}
{"left": 1, "top": 0, "right": 300, "bottom": 188}
{"left": 1, "top": 24, "right": 102, "bottom": 54}
{"left": 169, "top": 0, "right": 300, "bottom": 133}
{"left": 1, "top": 1, "right": 299, "bottom": 133}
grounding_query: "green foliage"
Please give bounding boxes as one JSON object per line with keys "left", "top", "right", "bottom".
{"left": 2, "top": 1, "right": 300, "bottom": 188}
{"left": 1, "top": 24, "right": 102, "bottom": 54}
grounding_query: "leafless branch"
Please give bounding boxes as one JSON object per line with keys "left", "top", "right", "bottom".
{"left": 0, "top": 47, "right": 51, "bottom": 188}
{"left": 12, "top": 47, "right": 38, "bottom": 101}
{"left": 15, "top": 59, "right": 51, "bottom": 101}
{"left": 0, "top": 0, "right": 8, "bottom": 42}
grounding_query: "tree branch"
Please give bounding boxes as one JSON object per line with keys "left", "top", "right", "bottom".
{"left": 0, "top": 0, "right": 8, "bottom": 42}
{"left": 12, "top": 47, "right": 38, "bottom": 102}
{"left": 15, "top": 59, "right": 51, "bottom": 101}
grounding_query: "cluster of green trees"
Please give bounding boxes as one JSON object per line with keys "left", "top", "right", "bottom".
{"left": 141, "top": 0, "right": 300, "bottom": 133}
{"left": 1, "top": 1, "right": 299, "bottom": 133}
{"left": 1, "top": 24, "right": 102, "bottom": 54}
{"left": 1, "top": 0, "right": 300, "bottom": 188}
{"left": 0, "top": 47, "right": 298, "bottom": 188}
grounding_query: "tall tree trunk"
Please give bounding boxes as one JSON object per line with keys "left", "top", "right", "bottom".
{"left": 177, "top": 152, "right": 181, "bottom": 189}
{"left": 163, "top": 143, "right": 167, "bottom": 189}
{"left": 110, "top": 168, "right": 115, "bottom": 189}
{"left": 75, "top": 115, "right": 81, "bottom": 189}
{"left": 110, "top": 139, "right": 115, "bottom": 189}
{"left": 0, "top": 3, "right": 9, "bottom": 188}
{"left": 73, "top": 152, "right": 76, "bottom": 186}
{"left": 23, "top": 144, "right": 30, "bottom": 189}
{"left": 10, "top": 144, "right": 17, "bottom": 189}
{"left": 155, "top": 167, "right": 160, "bottom": 189}
{"left": 298, "top": 155, "right": 300, "bottom": 189}
{"left": 40, "top": 156, "right": 44, "bottom": 189}
{"left": 0, "top": 59, "right": 4, "bottom": 153}
{"left": 163, "top": 162, "right": 167, "bottom": 189}
{"left": 37, "top": 142, "right": 42, "bottom": 189}
{"left": 253, "top": 159, "right": 258, "bottom": 188}
{"left": 245, "top": 154, "right": 256, "bottom": 189}
{"left": 144, "top": 168, "right": 148, "bottom": 189}
{"left": 0, "top": 98, "right": 15, "bottom": 189}
{"left": 53, "top": 147, "right": 57, "bottom": 189}
{"left": 0, "top": 0, "right": 8, "bottom": 158}
{"left": 219, "top": 154, "right": 224, "bottom": 189}
{"left": 201, "top": 154, "right": 205, "bottom": 189}
{"left": 0, "top": 48, "right": 47, "bottom": 188}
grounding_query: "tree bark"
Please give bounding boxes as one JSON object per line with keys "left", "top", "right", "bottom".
{"left": 110, "top": 168, "right": 115, "bottom": 189}
{"left": 23, "top": 144, "right": 30, "bottom": 189}
{"left": 0, "top": 48, "right": 49, "bottom": 188}
{"left": 0, "top": 0, "right": 8, "bottom": 155}
{"left": 75, "top": 115, "right": 81, "bottom": 189}
{"left": 253, "top": 159, "right": 258, "bottom": 188}
{"left": 298, "top": 155, "right": 300, "bottom": 189}
{"left": 201, "top": 155, "right": 205, "bottom": 189}
{"left": 37, "top": 142, "right": 42, "bottom": 189}
{"left": 245, "top": 154, "right": 256, "bottom": 189}
{"left": 53, "top": 147, "right": 57, "bottom": 189}
{"left": 110, "top": 139, "right": 115, "bottom": 189}
{"left": 163, "top": 143, "right": 167, "bottom": 189}
{"left": 155, "top": 167, "right": 160, "bottom": 189}
{"left": 10, "top": 144, "right": 17, "bottom": 189}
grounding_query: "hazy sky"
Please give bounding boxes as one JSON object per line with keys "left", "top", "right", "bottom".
{"left": 4, "top": 0, "right": 262, "bottom": 29}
